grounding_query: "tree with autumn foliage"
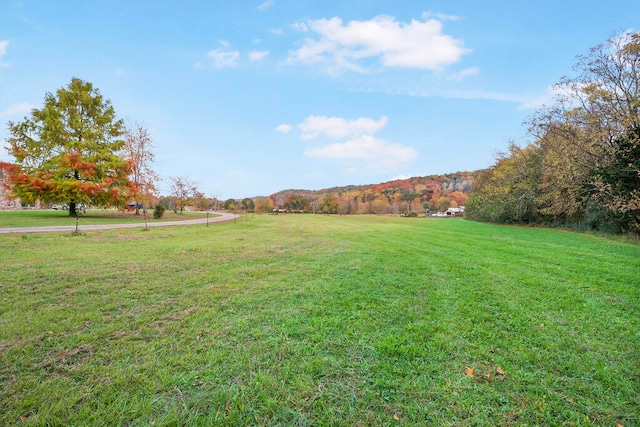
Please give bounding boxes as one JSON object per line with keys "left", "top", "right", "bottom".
{"left": 254, "top": 197, "right": 274, "bottom": 214}
{"left": 467, "top": 32, "right": 640, "bottom": 233}
{"left": 122, "top": 123, "right": 159, "bottom": 215}
{"left": 283, "top": 194, "right": 309, "bottom": 212}
{"left": 322, "top": 194, "right": 339, "bottom": 214}
{"left": 6, "top": 78, "right": 131, "bottom": 216}
{"left": 169, "top": 176, "right": 198, "bottom": 214}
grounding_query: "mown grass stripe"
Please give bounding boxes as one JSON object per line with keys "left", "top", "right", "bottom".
{"left": 1, "top": 215, "right": 638, "bottom": 425}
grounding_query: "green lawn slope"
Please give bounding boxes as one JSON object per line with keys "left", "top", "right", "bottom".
{"left": 1, "top": 215, "right": 638, "bottom": 426}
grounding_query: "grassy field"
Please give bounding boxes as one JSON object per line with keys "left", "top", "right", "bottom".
{"left": 1, "top": 215, "right": 638, "bottom": 426}
{"left": 0, "top": 209, "right": 209, "bottom": 228}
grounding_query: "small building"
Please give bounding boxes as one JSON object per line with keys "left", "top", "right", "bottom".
{"left": 445, "top": 206, "right": 465, "bottom": 217}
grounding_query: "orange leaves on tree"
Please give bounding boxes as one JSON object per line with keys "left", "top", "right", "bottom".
{"left": 30, "top": 177, "right": 49, "bottom": 191}
{"left": 11, "top": 146, "right": 29, "bottom": 162}
{"left": 108, "top": 188, "right": 122, "bottom": 203}
{"left": 124, "top": 158, "right": 135, "bottom": 174}
{"left": 77, "top": 182, "right": 101, "bottom": 198}
{"left": 12, "top": 173, "right": 32, "bottom": 186}
{"left": 13, "top": 174, "right": 57, "bottom": 193}
{"left": 449, "top": 190, "right": 468, "bottom": 206}
{"left": 64, "top": 151, "right": 80, "bottom": 167}
{"left": 0, "top": 161, "right": 14, "bottom": 176}
{"left": 64, "top": 152, "right": 96, "bottom": 177}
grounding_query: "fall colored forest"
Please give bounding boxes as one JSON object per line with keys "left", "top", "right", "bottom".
{"left": 266, "top": 172, "right": 473, "bottom": 214}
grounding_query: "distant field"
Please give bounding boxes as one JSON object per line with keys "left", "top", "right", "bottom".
{"left": 0, "top": 209, "right": 209, "bottom": 228}
{"left": 0, "top": 215, "right": 638, "bottom": 426}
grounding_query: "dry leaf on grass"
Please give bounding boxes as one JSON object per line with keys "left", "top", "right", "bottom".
{"left": 496, "top": 366, "right": 506, "bottom": 375}
{"left": 464, "top": 367, "right": 474, "bottom": 378}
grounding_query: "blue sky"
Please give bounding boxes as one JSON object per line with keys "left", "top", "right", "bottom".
{"left": 1, "top": 1, "right": 638, "bottom": 199}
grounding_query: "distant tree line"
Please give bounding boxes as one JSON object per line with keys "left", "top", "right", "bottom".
{"left": 466, "top": 32, "right": 640, "bottom": 235}
{"left": 263, "top": 173, "right": 473, "bottom": 215}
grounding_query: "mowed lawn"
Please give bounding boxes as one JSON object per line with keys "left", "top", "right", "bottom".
{"left": 0, "top": 209, "right": 208, "bottom": 228}
{"left": 0, "top": 215, "right": 638, "bottom": 426}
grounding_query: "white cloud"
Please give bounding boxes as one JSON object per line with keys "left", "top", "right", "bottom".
{"left": 422, "top": 11, "right": 460, "bottom": 21}
{"left": 392, "top": 174, "right": 415, "bottom": 180}
{"left": 290, "top": 114, "right": 415, "bottom": 171}
{"left": 515, "top": 84, "right": 581, "bottom": 110}
{"left": 444, "top": 89, "right": 550, "bottom": 110}
{"left": 0, "top": 40, "right": 9, "bottom": 67}
{"left": 207, "top": 48, "right": 240, "bottom": 68}
{"left": 249, "top": 50, "right": 269, "bottom": 61}
{"left": 258, "top": 0, "right": 274, "bottom": 11}
{"left": 275, "top": 124, "right": 292, "bottom": 133}
{"left": 447, "top": 67, "right": 479, "bottom": 81}
{"left": 305, "top": 134, "right": 417, "bottom": 169}
{"left": 299, "top": 115, "right": 388, "bottom": 140}
{"left": 0, "top": 102, "right": 33, "bottom": 119}
{"left": 381, "top": 84, "right": 560, "bottom": 111}
{"left": 287, "top": 15, "right": 469, "bottom": 73}
{"left": 516, "top": 92, "right": 554, "bottom": 110}
{"left": 291, "top": 22, "right": 308, "bottom": 33}
{"left": 268, "top": 28, "right": 284, "bottom": 35}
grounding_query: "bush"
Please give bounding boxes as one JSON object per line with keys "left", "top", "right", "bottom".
{"left": 153, "top": 204, "right": 166, "bottom": 219}
{"left": 404, "top": 211, "right": 418, "bottom": 218}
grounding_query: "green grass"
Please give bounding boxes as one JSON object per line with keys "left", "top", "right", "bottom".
{"left": 0, "top": 209, "right": 209, "bottom": 227}
{"left": 1, "top": 215, "right": 638, "bottom": 426}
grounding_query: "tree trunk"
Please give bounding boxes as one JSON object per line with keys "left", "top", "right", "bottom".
{"left": 70, "top": 170, "right": 79, "bottom": 217}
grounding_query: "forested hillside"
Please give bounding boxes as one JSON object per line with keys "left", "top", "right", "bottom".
{"left": 466, "top": 32, "right": 640, "bottom": 235}
{"left": 268, "top": 172, "right": 473, "bottom": 214}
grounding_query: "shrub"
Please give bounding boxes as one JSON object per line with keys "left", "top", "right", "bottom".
{"left": 153, "top": 204, "right": 166, "bottom": 219}
{"left": 404, "top": 211, "right": 418, "bottom": 218}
